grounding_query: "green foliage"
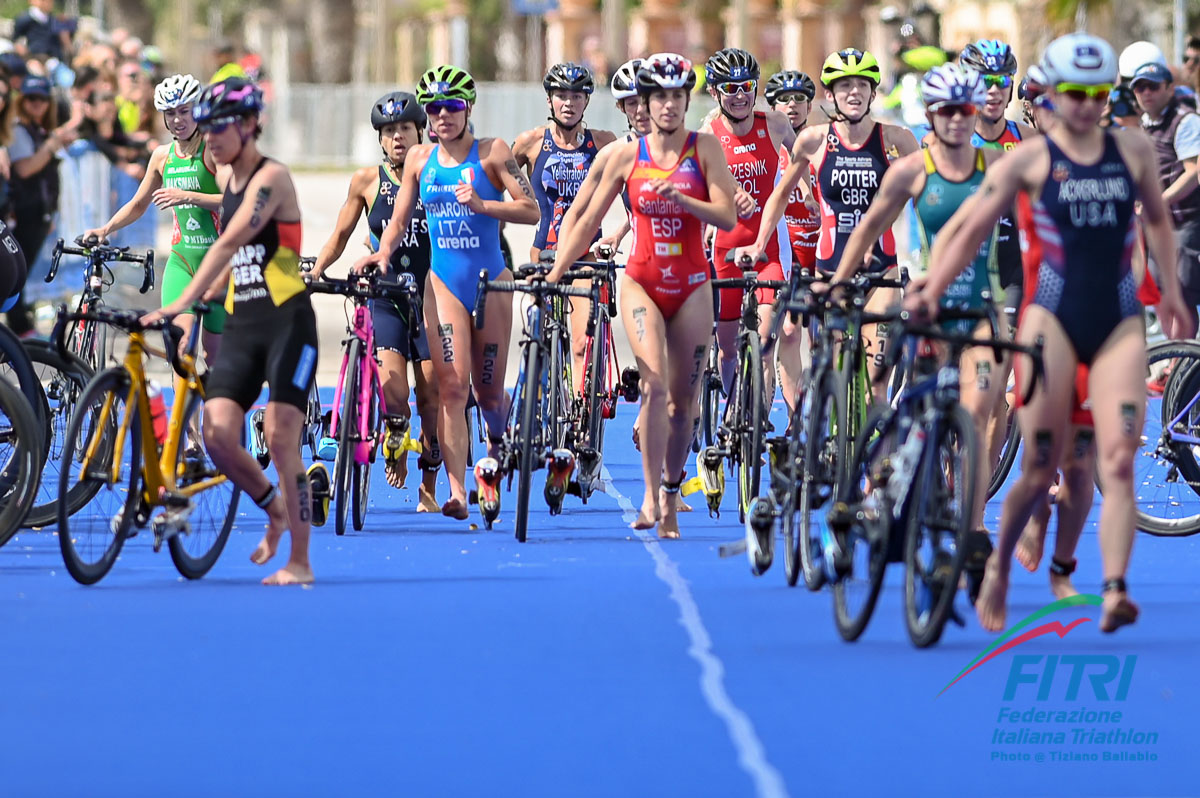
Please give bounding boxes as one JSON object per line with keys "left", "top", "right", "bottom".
{"left": 468, "top": 0, "right": 506, "bottom": 80}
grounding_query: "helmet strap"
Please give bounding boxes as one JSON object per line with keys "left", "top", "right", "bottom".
{"left": 718, "top": 99, "right": 751, "bottom": 125}
{"left": 549, "top": 114, "right": 583, "bottom": 137}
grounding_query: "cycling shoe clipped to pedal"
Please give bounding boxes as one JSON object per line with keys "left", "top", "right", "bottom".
{"left": 307, "top": 463, "right": 331, "bottom": 528}
{"left": 543, "top": 448, "right": 576, "bottom": 514}
{"left": 249, "top": 408, "right": 269, "bottom": 467}
{"left": 473, "top": 457, "right": 502, "bottom": 528}
{"left": 619, "top": 367, "right": 641, "bottom": 402}
{"left": 744, "top": 496, "right": 776, "bottom": 576}
{"left": 681, "top": 446, "right": 725, "bottom": 517}
{"left": 569, "top": 447, "right": 601, "bottom": 501}
{"left": 315, "top": 436, "right": 338, "bottom": 462}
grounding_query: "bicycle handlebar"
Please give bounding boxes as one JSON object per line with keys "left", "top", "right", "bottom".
{"left": 473, "top": 269, "right": 592, "bottom": 330}
{"left": 51, "top": 302, "right": 208, "bottom": 379}
{"left": 47, "top": 237, "right": 155, "bottom": 293}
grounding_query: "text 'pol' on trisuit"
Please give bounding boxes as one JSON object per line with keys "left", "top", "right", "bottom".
{"left": 972, "top": 120, "right": 1024, "bottom": 307}
{"left": 816, "top": 122, "right": 896, "bottom": 273}
{"left": 531, "top": 128, "right": 600, "bottom": 250}
{"left": 913, "top": 147, "right": 999, "bottom": 335}
{"left": 1029, "top": 132, "right": 1141, "bottom": 365}
{"left": 625, "top": 132, "right": 711, "bottom": 320}
{"left": 419, "top": 140, "right": 507, "bottom": 310}
{"left": 162, "top": 140, "right": 226, "bottom": 333}
{"left": 207, "top": 156, "right": 318, "bottom": 412}
{"left": 368, "top": 163, "right": 432, "bottom": 362}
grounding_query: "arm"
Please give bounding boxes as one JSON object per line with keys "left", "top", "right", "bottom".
{"left": 1161, "top": 158, "right": 1198, "bottom": 207}
{"left": 687, "top": 133, "right": 738, "bottom": 231}
{"left": 830, "top": 154, "right": 921, "bottom": 283}
{"left": 511, "top": 128, "right": 538, "bottom": 175}
{"left": 752, "top": 128, "right": 821, "bottom": 251}
{"left": 1126, "top": 131, "right": 1183, "bottom": 306}
{"left": 482, "top": 140, "right": 541, "bottom": 224}
{"left": 86, "top": 145, "right": 168, "bottom": 239}
{"left": 313, "top": 168, "right": 374, "bottom": 278}
{"left": 766, "top": 110, "right": 797, "bottom": 150}
{"left": 13, "top": 127, "right": 76, "bottom": 178}
{"left": 358, "top": 145, "right": 428, "bottom": 271}
{"left": 146, "top": 165, "right": 293, "bottom": 320}
{"left": 551, "top": 143, "right": 635, "bottom": 281}
{"left": 884, "top": 124, "right": 920, "bottom": 159}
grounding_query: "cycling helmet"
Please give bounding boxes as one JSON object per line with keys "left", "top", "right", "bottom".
{"left": 1040, "top": 33, "right": 1118, "bottom": 87}
{"left": 821, "top": 48, "right": 882, "bottom": 87}
{"left": 543, "top": 62, "right": 595, "bottom": 95}
{"left": 1018, "top": 65, "right": 1050, "bottom": 100}
{"left": 920, "top": 63, "right": 988, "bottom": 108}
{"left": 371, "top": 91, "right": 426, "bottom": 130}
{"left": 764, "top": 70, "right": 816, "bottom": 104}
{"left": 635, "top": 53, "right": 697, "bottom": 93}
{"left": 959, "top": 39, "right": 1017, "bottom": 76}
{"left": 153, "top": 73, "right": 202, "bottom": 111}
{"left": 705, "top": 48, "right": 760, "bottom": 85}
{"left": 611, "top": 58, "right": 643, "bottom": 100}
{"left": 193, "top": 77, "right": 264, "bottom": 124}
{"left": 1118, "top": 40, "right": 1168, "bottom": 80}
{"left": 415, "top": 65, "right": 477, "bottom": 104}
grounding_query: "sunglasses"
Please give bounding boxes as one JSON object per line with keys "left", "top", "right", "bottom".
{"left": 198, "top": 116, "right": 239, "bottom": 134}
{"left": 24, "top": 95, "right": 50, "bottom": 103}
{"left": 983, "top": 74, "right": 1014, "bottom": 89}
{"left": 1056, "top": 82, "right": 1113, "bottom": 102}
{"left": 716, "top": 80, "right": 757, "bottom": 96}
{"left": 1185, "top": 54, "right": 1200, "bottom": 64}
{"left": 929, "top": 102, "right": 977, "bottom": 118}
{"left": 774, "top": 93, "right": 808, "bottom": 105}
{"left": 424, "top": 99, "right": 469, "bottom": 115}
{"left": 1130, "top": 80, "right": 1164, "bottom": 93}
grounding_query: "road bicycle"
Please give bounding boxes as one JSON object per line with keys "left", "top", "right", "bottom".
{"left": 52, "top": 304, "right": 240, "bottom": 584}
{"left": 0, "top": 376, "right": 41, "bottom": 546}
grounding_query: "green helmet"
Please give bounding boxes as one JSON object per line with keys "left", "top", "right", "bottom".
{"left": 415, "top": 65, "right": 477, "bottom": 104}
{"left": 821, "top": 48, "right": 882, "bottom": 87}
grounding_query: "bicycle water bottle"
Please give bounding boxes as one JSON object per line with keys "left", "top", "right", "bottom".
{"left": 886, "top": 424, "right": 925, "bottom": 506}
{"left": 147, "top": 380, "right": 168, "bottom": 445}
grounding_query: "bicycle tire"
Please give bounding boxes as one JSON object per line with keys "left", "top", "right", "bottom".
{"left": 584, "top": 314, "right": 608, "bottom": 453}
{"left": 700, "top": 347, "right": 721, "bottom": 449}
{"left": 986, "top": 405, "right": 1021, "bottom": 499}
{"left": 0, "top": 377, "right": 41, "bottom": 546}
{"left": 56, "top": 367, "right": 140, "bottom": 584}
{"left": 832, "top": 408, "right": 892, "bottom": 642}
{"left": 304, "top": 380, "right": 323, "bottom": 460}
{"left": 799, "top": 369, "right": 848, "bottom": 591}
{"left": 904, "top": 405, "right": 978, "bottom": 648}
{"left": 548, "top": 328, "right": 566, "bottom": 451}
{"left": 0, "top": 323, "right": 49, "bottom": 460}
{"left": 20, "top": 341, "right": 96, "bottom": 528}
{"left": 736, "top": 332, "right": 765, "bottom": 522}
{"left": 780, "top": 399, "right": 807, "bottom": 587}
{"left": 168, "top": 391, "right": 241, "bottom": 578}
{"left": 352, "top": 376, "right": 379, "bottom": 532}
{"left": 514, "top": 341, "right": 542, "bottom": 543}
{"left": 333, "top": 339, "right": 360, "bottom": 537}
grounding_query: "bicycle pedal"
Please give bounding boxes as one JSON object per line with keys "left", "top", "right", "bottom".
{"left": 156, "top": 486, "right": 190, "bottom": 509}
{"left": 474, "top": 458, "right": 503, "bottom": 525}
{"left": 825, "top": 502, "right": 854, "bottom": 531}
{"left": 745, "top": 497, "right": 776, "bottom": 576}
{"left": 543, "top": 449, "right": 576, "bottom": 511}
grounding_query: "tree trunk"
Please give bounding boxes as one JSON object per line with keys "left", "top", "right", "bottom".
{"left": 105, "top": 0, "right": 155, "bottom": 43}
{"left": 306, "top": 0, "right": 356, "bottom": 83}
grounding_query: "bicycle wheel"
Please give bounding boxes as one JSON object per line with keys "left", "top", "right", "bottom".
{"left": 799, "top": 369, "right": 849, "bottom": 591}
{"left": 735, "top": 333, "right": 765, "bottom": 522}
{"left": 0, "top": 377, "right": 41, "bottom": 546}
{"left": 780, "top": 400, "right": 807, "bottom": 587}
{"left": 986, "top": 403, "right": 1021, "bottom": 499}
{"left": 904, "top": 406, "right": 978, "bottom": 648}
{"left": 0, "top": 323, "right": 49, "bottom": 457}
{"left": 1118, "top": 340, "right": 1200, "bottom": 536}
{"left": 584, "top": 315, "right": 609, "bottom": 453}
{"left": 168, "top": 391, "right": 241, "bottom": 579}
{"left": 352, "top": 374, "right": 379, "bottom": 532}
{"left": 514, "top": 341, "right": 542, "bottom": 543}
{"left": 547, "top": 329, "right": 566, "bottom": 451}
{"left": 333, "top": 339, "right": 360, "bottom": 536}
{"left": 699, "top": 347, "right": 721, "bottom": 449}
{"left": 21, "top": 341, "right": 96, "bottom": 528}
{"left": 832, "top": 408, "right": 893, "bottom": 642}
{"left": 57, "top": 367, "right": 141, "bottom": 584}
{"left": 304, "top": 380, "right": 323, "bottom": 460}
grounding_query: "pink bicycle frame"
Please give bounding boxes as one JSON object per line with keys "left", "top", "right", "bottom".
{"left": 328, "top": 303, "right": 388, "bottom": 466}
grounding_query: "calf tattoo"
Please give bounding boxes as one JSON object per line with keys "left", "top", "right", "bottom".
{"left": 690, "top": 345, "right": 706, "bottom": 387}
{"left": 296, "top": 473, "right": 311, "bottom": 524}
{"left": 1120, "top": 402, "right": 1137, "bottom": 437}
{"left": 481, "top": 343, "right": 498, "bottom": 385}
{"left": 632, "top": 306, "right": 647, "bottom": 342}
{"left": 1034, "top": 429, "right": 1053, "bottom": 468}
{"left": 439, "top": 323, "right": 454, "bottom": 363}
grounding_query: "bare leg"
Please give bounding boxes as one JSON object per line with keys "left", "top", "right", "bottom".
{"left": 378, "top": 348, "right": 413, "bottom": 489}
{"left": 414, "top": 359, "right": 441, "bottom": 511}
{"left": 259, "top": 402, "right": 314, "bottom": 585}
{"left": 621, "top": 277, "right": 670, "bottom": 530}
{"left": 1048, "top": 428, "right": 1096, "bottom": 599}
{"left": 715, "top": 318, "right": 738, "bottom": 396}
{"left": 862, "top": 284, "right": 900, "bottom": 407}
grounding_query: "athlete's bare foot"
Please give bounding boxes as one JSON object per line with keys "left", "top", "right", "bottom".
{"left": 441, "top": 497, "right": 470, "bottom": 520}
{"left": 417, "top": 483, "right": 439, "bottom": 513}
{"left": 1100, "top": 590, "right": 1139, "bottom": 633}
{"left": 385, "top": 455, "right": 408, "bottom": 489}
{"left": 262, "top": 562, "right": 314, "bottom": 585}
{"left": 1015, "top": 509, "right": 1049, "bottom": 573}
{"left": 674, "top": 494, "right": 692, "bottom": 513}
{"left": 631, "top": 495, "right": 660, "bottom": 530}
{"left": 975, "top": 555, "right": 1010, "bottom": 632}
{"left": 658, "top": 492, "right": 681, "bottom": 539}
{"left": 1050, "top": 570, "right": 1080, "bottom": 600}
{"left": 250, "top": 493, "right": 288, "bottom": 566}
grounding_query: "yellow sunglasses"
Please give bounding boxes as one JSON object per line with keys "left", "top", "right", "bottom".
{"left": 1055, "top": 83, "right": 1113, "bottom": 101}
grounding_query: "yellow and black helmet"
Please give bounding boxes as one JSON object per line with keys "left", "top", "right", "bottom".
{"left": 820, "top": 49, "right": 882, "bottom": 87}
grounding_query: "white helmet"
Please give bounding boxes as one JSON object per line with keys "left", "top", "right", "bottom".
{"left": 1040, "top": 33, "right": 1118, "bottom": 87}
{"left": 153, "top": 74, "right": 203, "bottom": 111}
{"left": 920, "top": 63, "right": 988, "bottom": 108}
{"left": 611, "top": 58, "right": 643, "bottom": 100}
{"left": 1118, "top": 40, "right": 1167, "bottom": 80}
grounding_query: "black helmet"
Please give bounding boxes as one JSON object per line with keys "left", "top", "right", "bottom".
{"left": 193, "top": 77, "right": 263, "bottom": 124}
{"left": 764, "top": 70, "right": 816, "bottom": 104}
{"left": 371, "top": 91, "right": 426, "bottom": 130}
{"left": 959, "top": 39, "right": 1018, "bottom": 77}
{"left": 543, "top": 62, "right": 595, "bottom": 95}
{"left": 705, "top": 48, "right": 760, "bottom": 85}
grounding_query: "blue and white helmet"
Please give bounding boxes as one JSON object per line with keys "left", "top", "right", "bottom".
{"left": 921, "top": 64, "right": 988, "bottom": 108}
{"left": 960, "top": 39, "right": 1018, "bottom": 76}
{"left": 153, "top": 74, "right": 203, "bottom": 111}
{"left": 1040, "top": 33, "right": 1118, "bottom": 87}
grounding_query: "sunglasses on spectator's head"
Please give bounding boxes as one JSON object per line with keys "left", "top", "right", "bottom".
{"left": 716, "top": 80, "right": 757, "bottom": 96}
{"left": 424, "top": 99, "right": 469, "bottom": 115}
{"left": 983, "top": 74, "right": 1013, "bottom": 89}
{"left": 1056, "top": 83, "right": 1113, "bottom": 101}
{"left": 198, "top": 116, "right": 239, "bottom": 134}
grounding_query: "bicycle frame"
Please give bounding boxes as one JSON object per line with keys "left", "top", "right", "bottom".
{"left": 328, "top": 301, "right": 387, "bottom": 467}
